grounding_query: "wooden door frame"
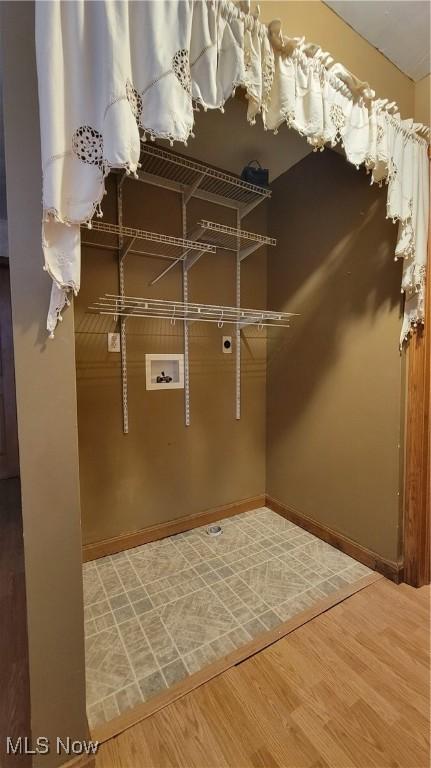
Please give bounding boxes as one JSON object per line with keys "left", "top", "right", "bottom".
{"left": 0, "top": 256, "right": 19, "bottom": 479}
{"left": 403, "top": 153, "right": 430, "bottom": 587}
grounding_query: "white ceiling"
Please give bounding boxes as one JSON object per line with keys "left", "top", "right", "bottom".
{"left": 325, "top": 1, "right": 431, "bottom": 81}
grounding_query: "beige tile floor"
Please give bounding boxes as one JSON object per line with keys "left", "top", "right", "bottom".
{"left": 84, "top": 507, "right": 372, "bottom": 729}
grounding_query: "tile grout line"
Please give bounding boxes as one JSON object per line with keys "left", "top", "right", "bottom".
{"left": 122, "top": 544, "right": 218, "bottom": 687}
{"left": 91, "top": 565, "right": 145, "bottom": 715}
{"left": 136, "top": 546, "right": 196, "bottom": 686}
{"left": 86, "top": 536, "right": 297, "bottom": 615}
{"left": 140, "top": 559, "right": 255, "bottom": 684}
{"left": 166, "top": 533, "right": 245, "bottom": 642}
{"left": 248, "top": 512, "right": 364, "bottom": 583}
{"left": 207, "top": 512, "right": 356, "bottom": 616}
{"left": 120, "top": 550, "right": 177, "bottom": 687}
{"left": 166, "top": 525, "right": 281, "bottom": 630}
{"left": 218, "top": 513, "right": 310, "bottom": 615}
{"left": 86, "top": 517, "right": 356, "bottom": 634}
{"left": 85, "top": 537, "right": 362, "bottom": 636}
{"left": 178, "top": 534, "right": 261, "bottom": 644}
{"left": 84, "top": 507, "right": 373, "bottom": 727}
{"left": 87, "top": 560, "right": 369, "bottom": 713}
{"left": 153, "top": 526, "right": 266, "bottom": 663}
{"left": 155, "top": 610, "right": 191, "bottom": 686}
{"left": 88, "top": 607, "right": 263, "bottom": 713}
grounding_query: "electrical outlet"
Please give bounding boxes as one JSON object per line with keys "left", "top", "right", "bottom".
{"left": 222, "top": 335, "right": 232, "bottom": 354}
{"left": 107, "top": 332, "right": 121, "bottom": 352}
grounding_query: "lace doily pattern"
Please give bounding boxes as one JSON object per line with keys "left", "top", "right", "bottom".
{"left": 126, "top": 80, "right": 143, "bottom": 124}
{"left": 329, "top": 104, "right": 346, "bottom": 134}
{"left": 172, "top": 49, "right": 192, "bottom": 95}
{"left": 72, "top": 126, "right": 103, "bottom": 169}
{"left": 36, "top": 0, "right": 429, "bottom": 340}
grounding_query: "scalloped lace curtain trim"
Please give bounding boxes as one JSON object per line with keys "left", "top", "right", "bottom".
{"left": 35, "top": 0, "right": 429, "bottom": 344}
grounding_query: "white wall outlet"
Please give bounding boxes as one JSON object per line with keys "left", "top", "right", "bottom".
{"left": 222, "top": 335, "right": 232, "bottom": 354}
{"left": 107, "top": 332, "right": 121, "bottom": 353}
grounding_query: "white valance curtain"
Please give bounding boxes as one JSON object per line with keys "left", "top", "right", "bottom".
{"left": 35, "top": 0, "right": 430, "bottom": 343}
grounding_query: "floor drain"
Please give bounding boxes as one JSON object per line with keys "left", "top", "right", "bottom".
{"left": 207, "top": 525, "right": 222, "bottom": 537}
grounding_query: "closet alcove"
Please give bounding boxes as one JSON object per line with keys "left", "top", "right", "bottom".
{"left": 76, "top": 96, "right": 402, "bottom": 735}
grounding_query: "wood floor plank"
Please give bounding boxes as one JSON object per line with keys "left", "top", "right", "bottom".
{"left": 290, "top": 705, "right": 359, "bottom": 768}
{"left": 297, "top": 621, "right": 404, "bottom": 727}
{"left": 204, "top": 675, "right": 292, "bottom": 767}
{"left": 96, "top": 579, "right": 430, "bottom": 768}
{"left": 316, "top": 610, "right": 430, "bottom": 714}
{"left": 224, "top": 665, "right": 321, "bottom": 767}
{"left": 324, "top": 699, "right": 404, "bottom": 768}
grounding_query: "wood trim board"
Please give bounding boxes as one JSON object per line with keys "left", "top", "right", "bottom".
{"left": 403, "top": 154, "right": 430, "bottom": 588}
{"left": 0, "top": 262, "right": 19, "bottom": 480}
{"left": 91, "top": 572, "right": 382, "bottom": 744}
{"left": 82, "top": 495, "right": 266, "bottom": 561}
{"left": 265, "top": 495, "right": 403, "bottom": 583}
{"left": 84, "top": 492, "right": 402, "bottom": 584}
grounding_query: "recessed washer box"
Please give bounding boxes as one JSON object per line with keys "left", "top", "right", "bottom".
{"left": 145, "top": 354, "right": 184, "bottom": 391}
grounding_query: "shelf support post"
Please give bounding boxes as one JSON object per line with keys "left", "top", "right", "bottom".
{"left": 236, "top": 209, "right": 241, "bottom": 420}
{"left": 117, "top": 174, "right": 129, "bottom": 434}
{"left": 182, "top": 194, "right": 191, "bottom": 426}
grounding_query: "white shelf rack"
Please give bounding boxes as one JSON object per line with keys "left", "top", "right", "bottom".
{"left": 82, "top": 220, "right": 216, "bottom": 263}
{"left": 81, "top": 148, "right": 291, "bottom": 432}
{"left": 90, "top": 295, "right": 296, "bottom": 329}
{"left": 190, "top": 220, "right": 276, "bottom": 261}
{"left": 137, "top": 144, "right": 271, "bottom": 218}
{"left": 148, "top": 219, "right": 276, "bottom": 286}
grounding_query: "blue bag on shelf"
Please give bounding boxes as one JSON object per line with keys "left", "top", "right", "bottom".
{"left": 240, "top": 160, "right": 269, "bottom": 187}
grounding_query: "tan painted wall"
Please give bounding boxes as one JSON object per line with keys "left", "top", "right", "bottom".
{"left": 260, "top": 1, "right": 414, "bottom": 118}
{"left": 76, "top": 177, "right": 267, "bottom": 545}
{"left": 414, "top": 74, "right": 431, "bottom": 126}
{"left": 182, "top": 96, "right": 312, "bottom": 180}
{"left": 266, "top": 149, "right": 403, "bottom": 563}
{"left": 0, "top": 0, "right": 420, "bottom": 757}
{"left": 1, "top": 2, "right": 88, "bottom": 765}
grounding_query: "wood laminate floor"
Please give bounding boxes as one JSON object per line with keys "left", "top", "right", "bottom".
{"left": 96, "top": 578, "right": 430, "bottom": 768}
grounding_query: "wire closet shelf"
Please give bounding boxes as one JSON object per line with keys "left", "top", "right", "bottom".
{"left": 148, "top": 219, "right": 276, "bottom": 286}
{"left": 190, "top": 220, "right": 276, "bottom": 259}
{"left": 90, "top": 295, "right": 297, "bottom": 329}
{"left": 81, "top": 220, "right": 217, "bottom": 262}
{"left": 136, "top": 144, "right": 272, "bottom": 215}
